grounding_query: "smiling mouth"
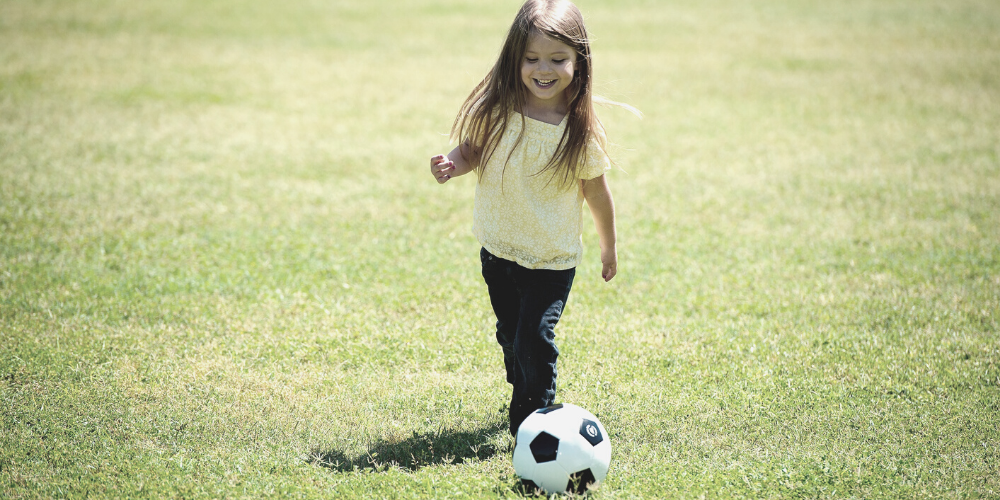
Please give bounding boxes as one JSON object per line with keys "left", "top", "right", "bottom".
{"left": 534, "top": 79, "right": 556, "bottom": 88}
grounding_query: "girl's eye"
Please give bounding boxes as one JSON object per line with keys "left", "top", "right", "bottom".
{"left": 525, "top": 58, "right": 538, "bottom": 63}
{"left": 553, "top": 59, "right": 566, "bottom": 64}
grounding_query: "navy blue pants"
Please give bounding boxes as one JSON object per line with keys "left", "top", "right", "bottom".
{"left": 480, "top": 248, "right": 576, "bottom": 435}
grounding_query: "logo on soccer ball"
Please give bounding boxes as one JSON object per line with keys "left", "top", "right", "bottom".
{"left": 586, "top": 424, "right": 598, "bottom": 438}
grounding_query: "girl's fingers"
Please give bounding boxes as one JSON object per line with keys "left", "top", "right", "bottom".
{"left": 430, "top": 157, "right": 454, "bottom": 172}
{"left": 430, "top": 156, "right": 454, "bottom": 184}
{"left": 434, "top": 162, "right": 455, "bottom": 175}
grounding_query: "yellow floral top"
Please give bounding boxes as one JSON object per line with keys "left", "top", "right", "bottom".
{"left": 473, "top": 112, "right": 611, "bottom": 270}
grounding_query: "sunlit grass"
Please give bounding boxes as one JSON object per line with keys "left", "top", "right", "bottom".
{"left": 2, "top": 0, "right": 998, "bottom": 498}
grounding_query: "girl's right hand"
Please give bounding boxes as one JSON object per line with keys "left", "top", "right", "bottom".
{"left": 430, "top": 154, "right": 456, "bottom": 184}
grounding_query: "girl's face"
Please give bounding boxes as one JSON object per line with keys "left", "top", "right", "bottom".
{"left": 520, "top": 32, "right": 576, "bottom": 109}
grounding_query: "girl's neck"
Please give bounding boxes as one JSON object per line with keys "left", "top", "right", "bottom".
{"left": 520, "top": 94, "right": 569, "bottom": 126}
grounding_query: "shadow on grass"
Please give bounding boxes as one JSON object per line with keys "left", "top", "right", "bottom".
{"left": 309, "top": 418, "right": 509, "bottom": 473}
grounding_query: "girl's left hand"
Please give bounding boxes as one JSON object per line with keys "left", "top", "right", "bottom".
{"left": 601, "top": 246, "right": 617, "bottom": 282}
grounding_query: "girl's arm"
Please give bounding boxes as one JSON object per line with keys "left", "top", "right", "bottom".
{"left": 582, "top": 174, "right": 617, "bottom": 282}
{"left": 430, "top": 141, "right": 478, "bottom": 184}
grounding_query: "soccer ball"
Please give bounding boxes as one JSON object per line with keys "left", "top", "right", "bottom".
{"left": 512, "top": 403, "right": 611, "bottom": 495}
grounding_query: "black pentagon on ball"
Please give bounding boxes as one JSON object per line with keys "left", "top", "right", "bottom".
{"left": 536, "top": 404, "right": 564, "bottom": 414}
{"left": 579, "top": 418, "right": 604, "bottom": 446}
{"left": 529, "top": 431, "right": 559, "bottom": 463}
{"left": 568, "top": 468, "right": 598, "bottom": 494}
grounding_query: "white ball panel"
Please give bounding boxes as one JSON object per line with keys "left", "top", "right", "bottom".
{"left": 556, "top": 434, "right": 595, "bottom": 474}
{"left": 543, "top": 411, "right": 582, "bottom": 442}
{"left": 591, "top": 439, "right": 612, "bottom": 479}
{"left": 512, "top": 441, "right": 537, "bottom": 479}
{"left": 516, "top": 411, "right": 548, "bottom": 444}
{"left": 532, "top": 460, "right": 571, "bottom": 494}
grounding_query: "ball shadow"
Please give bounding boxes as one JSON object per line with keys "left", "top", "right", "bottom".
{"left": 309, "top": 418, "right": 509, "bottom": 473}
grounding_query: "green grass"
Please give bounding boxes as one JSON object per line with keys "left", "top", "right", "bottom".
{"left": 2, "top": 0, "right": 998, "bottom": 497}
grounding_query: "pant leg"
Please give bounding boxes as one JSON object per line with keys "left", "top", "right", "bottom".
{"left": 480, "top": 248, "right": 519, "bottom": 385}
{"left": 508, "top": 266, "right": 575, "bottom": 435}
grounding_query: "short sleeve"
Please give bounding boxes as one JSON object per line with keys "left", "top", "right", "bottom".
{"left": 578, "top": 139, "right": 611, "bottom": 180}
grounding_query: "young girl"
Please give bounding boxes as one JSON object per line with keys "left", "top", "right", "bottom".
{"left": 429, "top": 0, "right": 623, "bottom": 436}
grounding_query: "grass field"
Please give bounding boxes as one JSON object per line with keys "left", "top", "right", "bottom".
{"left": 2, "top": 0, "right": 998, "bottom": 497}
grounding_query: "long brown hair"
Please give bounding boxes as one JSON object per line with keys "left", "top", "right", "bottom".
{"left": 450, "top": 0, "right": 614, "bottom": 190}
